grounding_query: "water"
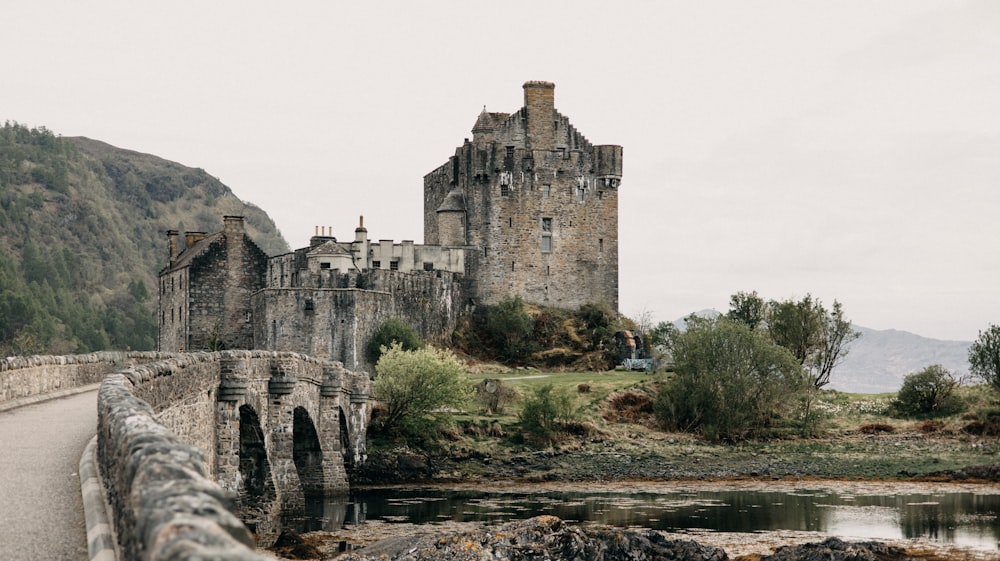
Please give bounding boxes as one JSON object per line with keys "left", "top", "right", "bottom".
{"left": 295, "top": 486, "right": 1000, "bottom": 551}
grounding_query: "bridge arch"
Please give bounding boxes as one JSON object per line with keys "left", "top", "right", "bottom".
{"left": 238, "top": 404, "right": 278, "bottom": 535}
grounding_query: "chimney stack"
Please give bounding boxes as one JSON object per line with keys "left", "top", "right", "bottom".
{"left": 167, "top": 230, "right": 179, "bottom": 266}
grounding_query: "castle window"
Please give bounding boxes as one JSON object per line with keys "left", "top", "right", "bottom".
{"left": 576, "top": 186, "right": 585, "bottom": 202}
{"left": 501, "top": 184, "right": 510, "bottom": 197}
{"left": 509, "top": 217, "right": 513, "bottom": 228}
{"left": 599, "top": 238, "right": 604, "bottom": 253}
{"left": 423, "top": 262, "right": 434, "bottom": 271}
{"left": 390, "top": 260, "right": 399, "bottom": 271}
{"left": 542, "top": 184, "right": 550, "bottom": 197}
{"left": 320, "top": 262, "right": 331, "bottom": 270}
{"left": 597, "top": 190, "right": 604, "bottom": 200}
{"left": 304, "top": 299, "right": 314, "bottom": 312}
{"left": 372, "top": 260, "right": 381, "bottom": 269}
{"left": 542, "top": 235, "right": 552, "bottom": 253}
{"left": 541, "top": 217, "right": 552, "bottom": 232}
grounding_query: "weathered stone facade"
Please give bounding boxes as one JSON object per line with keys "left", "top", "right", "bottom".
{"left": 159, "top": 216, "right": 269, "bottom": 353}
{"left": 158, "top": 81, "right": 620, "bottom": 370}
{"left": 424, "top": 81, "right": 622, "bottom": 310}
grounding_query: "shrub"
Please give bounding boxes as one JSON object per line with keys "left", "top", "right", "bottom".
{"left": 373, "top": 343, "right": 468, "bottom": 437}
{"left": 367, "top": 318, "right": 422, "bottom": 364}
{"left": 605, "top": 391, "right": 655, "bottom": 424}
{"left": 518, "top": 384, "right": 576, "bottom": 442}
{"left": 485, "top": 296, "right": 535, "bottom": 364}
{"left": 654, "top": 317, "right": 808, "bottom": 441}
{"left": 858, "top": 423, "right": 895, "bottom": 434}
{"left": 893, "top": 364, "right": 962, "bottom": 417}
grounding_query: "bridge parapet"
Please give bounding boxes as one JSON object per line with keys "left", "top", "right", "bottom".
{"left": 96, "top": 351, "right": 371, "bottom": 559}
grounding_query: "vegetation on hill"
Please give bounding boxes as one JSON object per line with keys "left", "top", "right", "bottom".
{"left": 0, "top": 122, "right": 288, "bottom": 355}
{"left": 454, "top": 297, "right": 632, "bottom": 370}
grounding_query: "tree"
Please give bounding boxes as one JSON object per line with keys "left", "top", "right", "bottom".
{"left": 727, "top": 290, "right": 766, "bottom": 331}
{"left": 367, "top": 318, "right": 422, "bottom": 363}
{"left": 766, "top": 294, "right": 860, "bottom": 388}
{"left": 654, "top": 317, "right": 808, "bottom": 441}
{"left": 484, "top": 296, "right": 535, "bottom": 364}
{"left": 373, "top": 343, "right": 469, "bottom": 436}
{"left": 969, "top": 324, "right": 1000, "bottom": 393}
{"left": 810, "top": 300, "right": 860, "bottom": 388}
{"left": 893, "top": 364, "right": 962, "bottom": 416}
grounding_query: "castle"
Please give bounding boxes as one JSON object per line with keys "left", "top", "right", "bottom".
{"left": 159, "top": 81, "right": 622, "bottom": 372}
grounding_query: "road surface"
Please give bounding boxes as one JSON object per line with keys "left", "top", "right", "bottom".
{"left": 0, "top": 390, "right": 96, "bottom": 560}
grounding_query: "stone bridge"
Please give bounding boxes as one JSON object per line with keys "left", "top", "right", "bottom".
{"left": 2, "top": 350, "right": 371, "bottom": 560}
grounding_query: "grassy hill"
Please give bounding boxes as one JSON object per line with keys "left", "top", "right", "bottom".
{"left": 0, "top": 122, "right": 288, "bottom": 355}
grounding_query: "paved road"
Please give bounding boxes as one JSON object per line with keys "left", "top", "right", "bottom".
{"left": 0, "top": 390, "right": 96, "bottom": 560}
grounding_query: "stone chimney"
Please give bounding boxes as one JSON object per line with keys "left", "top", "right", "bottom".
{"left": 167, "top": 229, "right": 179, "bottom": 266}
{"left": 523, "top": 81, "right": 556, "bottom": 151}
{"left": 185, "top": 231, "right": 207, "bottom": 248}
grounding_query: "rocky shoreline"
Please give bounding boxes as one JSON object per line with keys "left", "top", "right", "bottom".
{"left": 274, "top": 429, "right": 1000, "bottom": 560}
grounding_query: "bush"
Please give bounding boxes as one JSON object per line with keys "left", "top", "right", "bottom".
{"left": 485, "top": 296, "right": 535, "bottom": 364}
{"left": 893, "top": 364, "right": 962, "bottom": 417}
{"left": 373, "top": 343, "right": 469, "bottom": 437}
{"left": 654, "top": 317, "right": 808, "bottom": 441}
{"left": 858, "top": 423, "right": 895, "bottom": 434}
{"left": 367, "top": 318, "right": 422, "bottom": 364}
{"left": 518, "top": 384, "right": 576, "bottom": 442}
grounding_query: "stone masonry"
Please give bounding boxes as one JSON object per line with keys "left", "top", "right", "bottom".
{"left": 96, "top": 350, "right": 371, "bottom": 557}
{"left": 158, "top": 81, "right": 621, "bottom": 371}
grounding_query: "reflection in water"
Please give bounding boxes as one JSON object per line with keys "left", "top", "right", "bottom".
{"left": 291, "top": 488, "right": 999, "bottom": 551}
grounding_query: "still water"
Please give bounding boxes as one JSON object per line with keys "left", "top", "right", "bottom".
{"left": 294, "top": 486, "right": 1000, "bottom": 551}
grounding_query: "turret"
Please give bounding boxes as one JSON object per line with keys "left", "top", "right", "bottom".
{"left": 436, "top": 187, "right": 467, "bottom": 246}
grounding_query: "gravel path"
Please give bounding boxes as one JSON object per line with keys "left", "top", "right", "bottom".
{"left": 0, "top": 390, "right": 97, "bottom": 560}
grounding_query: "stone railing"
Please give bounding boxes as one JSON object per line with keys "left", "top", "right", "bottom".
{"left": 96, "top": 351, "right": 369, "bottom": 561}
{"left": 0, "top": 351, "right": 170, "bottom": 407}
{"left": 99, "top": 364, "right": 272, "bottom": 560}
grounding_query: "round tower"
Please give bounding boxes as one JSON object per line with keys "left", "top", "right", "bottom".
{"left": 435, "top": 187, "right": 467, "bottom": 246}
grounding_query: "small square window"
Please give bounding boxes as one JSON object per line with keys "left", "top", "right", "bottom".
{"left": 390, "top": 261, "right": 399, "bottom": 271}
{"left": 372, "top": 260, "right": 381, "bottom": 269}
{"left": 541, "top": 217, "right": 552, "bottom": 232}
{"left": 320, "top": 262, "right": 331, "bottom": 269}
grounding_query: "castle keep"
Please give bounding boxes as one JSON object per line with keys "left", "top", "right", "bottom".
{"left": 425, "top": 81, "right": 621, "bottom": 310}
{"left": 159, "top": 82, "right": 622, "bottom": 372}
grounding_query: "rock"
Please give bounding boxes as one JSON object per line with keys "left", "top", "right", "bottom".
{"left": 762, "top": 537, "right": 909, "bottom": 561}
{"left": 339, "top": 516, "right": 728, "bottom": 561}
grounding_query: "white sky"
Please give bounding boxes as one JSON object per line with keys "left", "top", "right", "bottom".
{"left": 3, "top": 1, "right": 998, "bottom": 341}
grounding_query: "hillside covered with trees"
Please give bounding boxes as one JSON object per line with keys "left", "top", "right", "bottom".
{"left": 0, "top": 122, "right": 288, "bottom": 355}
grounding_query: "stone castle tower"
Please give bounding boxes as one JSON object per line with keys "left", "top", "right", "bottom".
{"left": 424, "top": 81, "right": 622, "bottom": 311}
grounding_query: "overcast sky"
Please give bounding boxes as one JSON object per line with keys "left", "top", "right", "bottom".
{"left": 4, "top": 1, "right": 998, "bottom": 341}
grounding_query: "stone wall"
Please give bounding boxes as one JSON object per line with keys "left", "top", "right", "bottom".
{"left": 0, "top": 351, "right": 168, "bottom": 405}
{"left": 98, "top": 366, "right": 270, "bottom": 561}
{"left": 96, "top": 350, "right": 370, "bottom": 559}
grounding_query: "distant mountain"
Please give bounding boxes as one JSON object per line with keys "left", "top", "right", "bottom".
{"left": 831, "top": 326, "right": 970, "bottom": 394}
{"left": 0, "top": 122, "right": 288, "bottom": 355}
{"left": 670, "top": 310, "right": 970, "bottom": 394}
